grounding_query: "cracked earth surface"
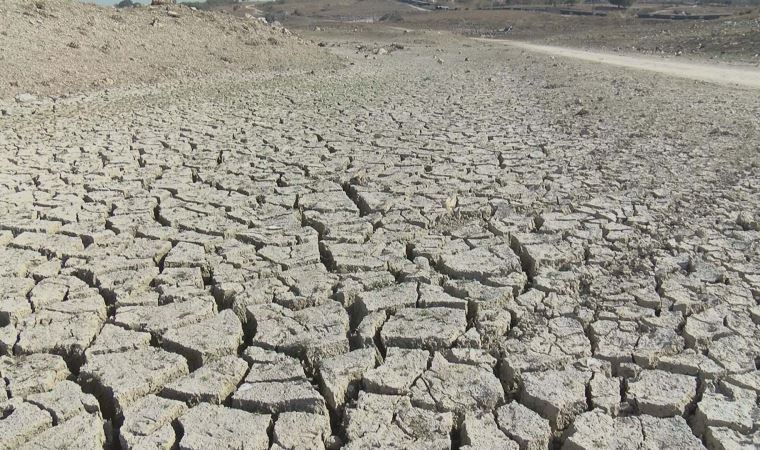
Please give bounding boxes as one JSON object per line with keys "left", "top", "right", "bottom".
{"left": 0, "top": 29, "right": 759, "bottom": 450}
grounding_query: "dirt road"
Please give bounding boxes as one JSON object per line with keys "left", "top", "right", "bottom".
{"left": 477, "top": 38, "right": 760, "bottom": 89}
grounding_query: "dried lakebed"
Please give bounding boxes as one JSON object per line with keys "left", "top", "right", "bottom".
{"left": 0, "top": 32, "right": 759, "bottom": 449}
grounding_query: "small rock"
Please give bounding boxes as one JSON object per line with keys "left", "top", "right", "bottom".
{"left": 495, "top": 401, "right": 552, "bottom": 450}
{"left": 627, "top": 369, "right": 696, "bottom": 417}
{"left": 14, "top": 93, "right": 37, "bottom": 104}
{"left": 178, "top": 403, "right": 271, "bottom": 450}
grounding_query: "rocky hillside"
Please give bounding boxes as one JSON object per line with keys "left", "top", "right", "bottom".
{"left": 0, "top": 0, "right": 330, "bottom": 98}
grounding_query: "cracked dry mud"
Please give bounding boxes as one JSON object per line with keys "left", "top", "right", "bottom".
{"left": 1, "top": 24, "right": 760, "bottom": 450}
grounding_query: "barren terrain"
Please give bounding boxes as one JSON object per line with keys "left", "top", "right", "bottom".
{"left": 262, "top": 0, "right": 760, "bottom": 63}
{"left": 0, "top": 2, "right": 759, "bottom": 450}
{"left": 0, "top": 0, "right": 332, "bottom": 98}
{"left": 479, "top": 39, "right": 760, "bottom": 88}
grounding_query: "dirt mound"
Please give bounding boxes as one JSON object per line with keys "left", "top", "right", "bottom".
{"left": 0, "top": 0, "right": 331, "bottom": 98}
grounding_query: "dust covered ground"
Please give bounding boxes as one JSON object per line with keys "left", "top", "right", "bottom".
{"left": 262, "top": 0, "right": 760, "bottom": 64}
{"left": 1, "top": 3, "right": 759, "bottom": 450}
{"left": 0, "top": 0, "right": 331, "bottom": 98}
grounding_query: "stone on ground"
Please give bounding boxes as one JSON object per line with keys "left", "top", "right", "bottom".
{"left": 380, "top": 307, "right": 467, "bottom": 351}
{"left": 460, "top": 412, "right": 519, "bottom": 450}
{"left": 495, "top": 401, "right": 552, "bottom": 450}
{"left": 363, "top": 347, "right": 429, "bottom": 395}
{"left": 78, "top": 347, "right": 188, "bottom": 417}
{"left": 119, "top": 394, "right": 187, "bottom": 450}
{"left": 626, "top": 369, "right": 697, "bottom": 417}
{"left": 177, "top": 403, "right": 271, "bottom": 450}
{"left": 318, "top": 348, "right": 379, "bottom": 412}
{"left": 161, "top": 309, "right": 243, "bottom": 370}
{"left": 410, "top": 352, "right": 504, "bottom": 418}
{"left": 519, "top": 367, "right": 592, "bottom": 430}
{"left": 161, "top": 355, "right": 248, "bottom": 405}
{"left": 231, "top": 347, "right": 327, "bottom": 415}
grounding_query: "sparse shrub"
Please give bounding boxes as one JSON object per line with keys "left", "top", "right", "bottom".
{"left": 115, "top": 0, "right": 138, "bottom": 8}
{"left": 379, "top": 11, "right": 404, "bottom": 22}
{"left": 609, "top": 0, "right": 634, "bottom": 8}
{"left": 206, "top": 0, "right": 244, "bottom": 7}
